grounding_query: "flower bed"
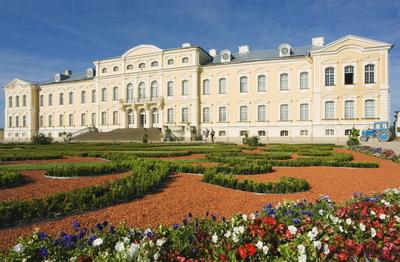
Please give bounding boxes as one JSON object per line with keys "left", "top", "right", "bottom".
{"left": 0, "top": 171, "right": 23, "bottom": 188}
{"left": 351, "top": 145, "right": 400, "bottom": 163}
{"left": 4, "top": 189, "right": 399, "bottom": 261}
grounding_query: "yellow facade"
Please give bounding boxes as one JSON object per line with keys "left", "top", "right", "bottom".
{"left": 3, "top": 35, "right": 393, "bottom": 143}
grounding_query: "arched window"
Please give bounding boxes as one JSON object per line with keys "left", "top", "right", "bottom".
{"left": 81, "top": 113, "right": 86, "bottom": 126}
{"left": 127, "top": 109, "right": 134, "bottom": 125}
{"left": 365, "top": 64, "right": 375, "bottom": 84}
{"left": 167, "top": 59, "right": 174, "bottom": 65}
{"left": 280, "top": 130, "right": 289, "bottom": 136}
{"left": 344, "top": 65, "right": 354, "bottom": 85}
{"left": 68, "top": 114, "right": 74, "bottom": 126}
{"left": 280, "top": 104, "right": 289, "bottom": 121}
{"left": 151, "top": 81, "right": 158, "bottom": 98}
{"left": 258, "top": 75, "right": 266, "bottom": 92}
{"left": 15, "top": 96, "right": 20, "bottom": 107}
{"left": 15, "top": 116, "right": 20, "bottom": 127}
{"left": 219, "top": 130, "right": 226, "bottom": 136}
{"left": 300, "top": 72, "right": 308, "bottom": 89}
{"left": 126, "top": 83, "right": 134, "bottom": 102}
{"left": 167, "top": 108, "right": 174, "bottom": 123}
{"left": 40, "top": 95, "right": 44, "bottom": 106}
{"left": 181, "top": 107, "right": 189, "bottom": 122}
{"left": 258, "top": 130, "right": 266, "bottom": 136}
{"left": 113, "top": 66, "right": 119, "bottom": 72}
{"left": 127, "top": 64, "right": 133, "bottom": 70}
{"left": 325, "top": 129, "right": 335, "bottom": 136}
{"left": 280, "top": 73, "right": 289, "bottom": 90}
{"left": 23, "top": 116, "right": 27, "bottom": 127}
{"left": 91, "top": 113, "right": 96, "bottom": 126}
{"left": 102, "top": 68, "right": 107, "bottom": 73}
{"left": 203, "top": 79, "right": 210, "bottom": 95}
{"left": 182, "top": 57, "right": 189, "bottom": 63}
{"left": 8, "top": 116, "right": 12, "bottom": 127}
{"left": 151, "top": 61, "right": 158, "bottom": 67}
{"left": 181, "top": 80, "right": 189, "bottom": 95}
{"left": 240, "top": 76, "right": 248, "bottom": 93}
{"left": 138, "top": 63, "right": 145, "bottom": 69}
{"left": 325, "top": 67, "right": 335, "bottom": 86}
{"left": 112, "top": 111, "right": 118, "bottom": 125}
{"left": 59, "top": 114, "right": 64, "bottom": 126}
{"left": 219, "top": 78, "right": 227, "bottom": 94}
{"left": 48, "top": 94, "right": 53, "bottom": 106}
{"left": 101, "top": 88, "right": 107, "bottom": 102}
{"left": 138, "top": 82, "right": 146, "bottom": 100}
{"left": 152, "top": 109, "right": 159, "bottom": 124}
{"left": 101, "top": 112, "right": 107, "bottom": 125}
{"left": 113, "top": 86, "right": 119, "bottom": 101}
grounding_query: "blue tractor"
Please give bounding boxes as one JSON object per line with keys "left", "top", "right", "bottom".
{"left": 360, "top": 121, "right": 391, "bottom": 142}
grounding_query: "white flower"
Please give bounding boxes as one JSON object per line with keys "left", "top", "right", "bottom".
{"left": 250, "top": 213, "right": 256, "bottom": 221}
{"left": 370, "top": 210, "right": 376, "bottom": 216}
{"left": 211, "top": 233, "right": 218, "bottom": 244}
{"left": 238, "top": 226, "right": 245, "bottom": 234}
{"left": 13, "top": 243, "right": 25, "bottom": 253}
{"left": 154, "top": 252, "right": 160, "bottom": 260}
{"left": 298, "top": 254, "right": 307, "bottom": 262}
{"left": 288, "top": 225, "right": 297, "bottom": 235}
{"left": 323, "top": 244, "right": 330, "bottom": 255}
{"left": 311, "top": 227, "right": 318, "bottom": 235}
{"left": 92, "top": 238, "right": 103, "bottom": 247}
{"left": 330, "top": 215, "right": 339, "bottom": 224}
{"left": 262, "top": 245, "right": 269, "bottom": 255}
{"left": 232, "top": 234, "right": 239, "bottom": 243}
{"left": 242, "top": 214, "right": 248, "bottom": 221}
{"left": 115, "top": 241, "right": 125, "bottom": 252}
{"left": 339, "top": 226, "right": 344, "bottom": 232}
{"left": 319, "top": 209, "right": 324, "bottom": 215}
{"left": 256, "top": 241, "right": 263, "bottom": 249}
{"left": 371, "top": 228, "right": 376, "bottom": 238}
{"left": 345, "top": 218, "right": 352, "bottom": 225}
{"left": 156, "top": 238, "right": 166, "bottom": 247}
{"left": 394, "top": 215, "right": 400, "bottom": 223}
{"left": 359, "top": 223, "right": 366, "bottom": 231}
{"left": 122, "top": 237, "right": 130, "bottom": 243}
{"left": 128, "top": 243, "right": 139, "bottom": 258}
{"left": 224, "top": 230, "right": 231, "bottom": 238}
{"left": 313, "top": 241, "right": 322, "bottom": 249}
{"left": 307, "top": 231, "right": 316, "bottom": 241}
{"left": 379, "top": 214, "right": 386, "bottom": 220}
{"left": 297, "top": 244, "right": 306, "bottom": 254}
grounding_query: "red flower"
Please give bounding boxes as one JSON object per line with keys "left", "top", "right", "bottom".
{"left": 238, "top": 246, "right": 248, "bottom": 259}
{"left": 244, "top": 243, "right": 257, "bottom": 257}
{"left": 263, "top": 217, "right": 277, "bottom": 226}
{"left": 337, "top": 252, "right": 349, "bottom": 261}
{"left": 219, "top": 254, "right": 228, "bottom": 262}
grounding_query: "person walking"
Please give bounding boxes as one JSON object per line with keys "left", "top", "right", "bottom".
{"left": 205, "top": 128, "right": 210, "bottom": 142}
{"left": 210, "top": 128, "right": 215, "bottom": 143}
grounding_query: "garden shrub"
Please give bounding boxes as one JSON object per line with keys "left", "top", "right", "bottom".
{"left": 45, "top": 163, "right": 129, "bottom": 177}
{"left": 242, "top": 135, "right": 261, "bottom": 146}
{"left": 31, "top": 133, "right": 53, "bottom": 145}
{"left": 0, "top": 171, "right": 23, "bottom": 188}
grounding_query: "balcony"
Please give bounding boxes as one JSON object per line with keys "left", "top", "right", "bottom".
{"left": 120, "top": 96, "right": 164, "bottom": 105}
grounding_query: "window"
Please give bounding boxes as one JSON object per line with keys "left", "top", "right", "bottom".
{"left": 325, "top": 129, "right": 335, "bottom": 136}
{"left": 138, "top": 82, "right": 146, "bottom": 99}
{"left": 81, "top": 90, "right": 86, "bottom": 104}
{"left": 22, "top": 95, "right": 27, "bottom": 106}
{"left": 138, "top": 63, "right": 145, "bottom": 69}
{"left": 101, "top": 112, "right": 107, "bottom": 125}
{"left": 325, "top": 67, "right": 335, "bottom": 86}
{"left": 257, "top": 105, "right": 266, "bottom": 121}
{"left": 39, "top": 116, "right": 43, "bottom": 127}
{"left": 325, "top": 101, "right": 335, "bottom": 119}
{"left": 203, "top": 107, "right": 210, "bottom": 122}
{"left": 300, "top": 130, "right": 308, "bottom": 136}
{"left": 365, "top": 64, "right": 375, "bottom": 84}
{"left": 113, "top": 66, "right": 119, "bottom": 72}
{"left": 182, "top": 57, "right": 189, "bottom": 63}
{"left": 22, "top": 116, "right": 27, "bottom": 127}
{"left": 167, "top": 59, "right": 174, "bottom": 65}
{"left": 280, "top": 104, "right": 289, "bottom": 121}
{"left": 181, "top": 80, "right": 189, "bottom": 95}
{"left": 102, "top": 68, "right": 107, "bottom": 73}
{"left": 240, "top": 130, "right": 248, "bottom": 136}
{"left": 91, "top": 90, "right": 96, "bottom": 103}
{"left": 365, "top": 99, "right": 375, "bottom": 118}
{"left": 280, "top": 130, "right": 289, "bottom": 136}
{"left": 113, "top": 111, "right": 118, "bottom": 125}
{"left": 344, "top": 66, "right": 354, "bottom": 85}
{"left": 91, "top": 113, "right": 96, "bottom": 126}
{"left": 219, "top": 78, "right": 227, "bottom": 94}
{"left": 167, "top": 81, "right": 174, "bottom": 96}
{"left": 300, "top": 72, "right": 309, "bottom": 89}
{"left": 345, "top": 129, "right": 352, "bottom": 136}
{"left": 167, "top": 108, "right": 174, "bottom": 123}
{"left": 280, "top": 73, "right": 289, "bottom": 90}
{"left": 181, "top": 108, "right": 189, "bottom": 122}
{"left": 258, "top": 75, "right": 266, "bottom": 92}
{"left": 48, "top": 94, "right": 53, "bottom": 106}
{"left": 69, "top": 92, "right": 73, "bottom": 104}
{"left": 59, "top": 114, "right": 64, "bottom": 126}
{"left": 101, "top": 88, "right": 107, "bottom": 102}
{"left": 258, "top": 130, "right": 266, "bottom": 136}
{"left": 127, "top": 64, "right": 133, "bottom": 70}
{"left": 81, "top": 113, "right": 86, "bottom": 126}
{"left": 219, "top": 106, "right": 227, "bottom": 122}
{"left": 16, "top": 96, "right": 19, "bottom": 107}
{"left": 219, "top": 130, "right": 226, "bottom": 136}
{"left": 151, "top": 81, "right": 158, "bottom": 98}
{"left": 8, "top": 96, "right": 13, "bottom": 108}
{"left": 203, "top": 79, "right": 210, "bottom": 95}
{"left": 344, "top": 100, "right": 355, "bottom": 118}
{"left": 126, "top": 84, "right": 134, "bottom": 102}
{"left": 240, "top": 76, "right": 248, "bottom": 93}
{"left": 152, "top": 110, "right": 159, "bottom": 125}
{"left": 300, "top": 103, "right": 309, "bottom": 121}
{"left": 68, "top": 114, "right": 74, "bottom": 126}
{"left": 39, "top": 95, "right": 44, "bottom": 106}
{"left": 113, "top": 87, "right": 118, "bottom": 101}
{"left": 8, "top": 116, "right": 12, "bottom": 127}
{"left": 151, "top": 61, "right": 158, "bottom": 67}
{"left": 48, "top": 115, "right": 53, "bottom": 127}
{"left": 59, "top": 93, "right": 64, "bottom": 105}
{"left": 15, "top": 116, "right": 19, "bottom": 127}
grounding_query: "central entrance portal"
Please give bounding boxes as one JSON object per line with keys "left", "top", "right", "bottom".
{"left": 139, "top": 110, "right": 146, "bottom": 128}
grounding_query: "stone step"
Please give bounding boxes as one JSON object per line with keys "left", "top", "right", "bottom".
{"left": 72, "top": 128, "right": 161, "bottom": 142}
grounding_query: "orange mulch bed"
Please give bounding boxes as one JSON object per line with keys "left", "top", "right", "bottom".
{"left": 0, "top": 156, "right": 106, "bottom": 166}
{"left": 1, "top": 148, "right": 400, "bottom": 251}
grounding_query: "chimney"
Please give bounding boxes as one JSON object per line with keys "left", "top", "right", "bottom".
{"left": 182, "top": 42, "right": 192, "bottom": 48}
{"left": 312, "top": 37, "right": 325, "bottom": 47}
{"left": 238, "top": 45, "right": 250, "bottom": 54}
{"left": 64, "top": 69, "right": 72, "bottom": 76}
{"left": 209, "top": 49, "right": 217, "bottom": 57}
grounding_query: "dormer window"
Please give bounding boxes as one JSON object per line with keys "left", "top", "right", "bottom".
{"left": 113, "top": 66, "right": 119, "bottom": 72}
{"left": 167, "top": 59, "right": 174, "bottom": 65}
{"left": 220, "top": 50, "right": 231, "bottom": 63}
{"left": 151, "top": 61, "right": 158, "bottom": 67}
{"left": 102, "top": 68, "right": 107, "bottom": 73}
{"left": 127, "top": 64, "right": 133, "bottom": 70}
{"left": 278, "top": 44, "right": 292, "bottom": 57}
{"left": 182, "top": 57, "right": 189, "bottom": 63}
{"left": 139, "top": 63, "right": 145, "bottom": 69}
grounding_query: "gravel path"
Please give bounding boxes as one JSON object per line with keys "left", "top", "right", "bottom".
{"left": 1, "top": 149, "right": 399, "bottom": 251}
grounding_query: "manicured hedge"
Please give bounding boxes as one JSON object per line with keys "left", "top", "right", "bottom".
{"left": 0, "top": 154, "right": 63, "bottom": 162}
{"left": 0, "top": 171, "right": 23, "bottom": 188}
{"left": 0, "top": 159, "right": 172, "bottom": 228}
{"left": 45, "top": 163, "right": 129, "bottom": 177}
{"left": 203, "top": 170, "right": 309, "bottom": 194}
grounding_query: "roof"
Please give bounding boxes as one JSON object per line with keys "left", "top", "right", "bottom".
{"left": 39, "top": 72, "right": 94, "bottom": 86}
{"left": 209, "top": 45, "right": 321, "bottom": 65}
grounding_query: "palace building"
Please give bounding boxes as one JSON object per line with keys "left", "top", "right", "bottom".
{"left": 3, "top": 35, "right": 393, "bottom": 143}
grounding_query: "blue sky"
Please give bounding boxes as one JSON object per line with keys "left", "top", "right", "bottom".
{"left": 0, "top": 0, "right": 399, "bottom": 127}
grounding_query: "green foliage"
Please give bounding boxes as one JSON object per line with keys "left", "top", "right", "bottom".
{"left": 346, "top": 127, "right": 360, "bottom": 146}
{"left": 45, "top": 163, "right": 129, "bottom": 177}
{"left": 31, "top": 133, "right": 53, "bottom": 145}
{"left": 0, "top": 171, "right": 23, "bottom": 188}
{"left": 242, "top": 135, "right": 261, "bottom": 146}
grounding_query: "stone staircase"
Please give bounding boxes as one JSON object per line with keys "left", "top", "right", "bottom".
{"left": 72, "top": 128, "right": 162, "bottom": 142}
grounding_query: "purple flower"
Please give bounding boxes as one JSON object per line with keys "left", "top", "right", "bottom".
{"left": 292, "top": 218, "right": 300, "bottom": 225}
{"left": 39, "top": 247, "right": 48, "bottom": 257}
{"left": 38, "top": 232, "right": 47, "bottom": 241}
{"left": 72, "top": 220, "right": 80, "bottom": 229}
{"left": 173, "top": 224, "right": 179, "bottom": 230}
{"left": 95, "top": 223, "right": 104, "bottom": 231}
{"left": 88, "top": 236, "right": 97, "bottom": 245}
